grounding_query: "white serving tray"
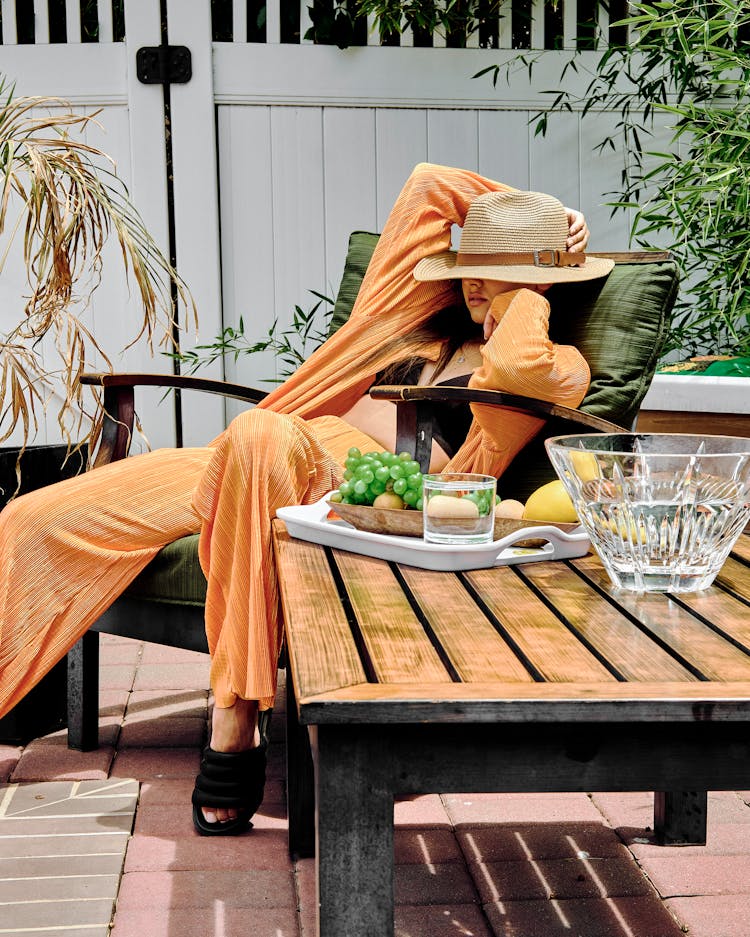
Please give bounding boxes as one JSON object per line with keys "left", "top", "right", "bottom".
{"left": 276, "top": 495, "right": 590, "bottom": 572}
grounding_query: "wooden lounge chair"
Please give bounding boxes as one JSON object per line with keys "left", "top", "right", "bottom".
{"left": 67, "top": 235, "right": 679, "bottom": 760}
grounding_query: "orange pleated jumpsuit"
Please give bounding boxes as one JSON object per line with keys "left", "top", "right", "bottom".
{"left": 0, "top": 163, "right": 589, "bottom": 718}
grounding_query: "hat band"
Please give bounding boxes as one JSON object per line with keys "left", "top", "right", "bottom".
{"left": 455, "top": 249, "right": 586, "bottom": 269}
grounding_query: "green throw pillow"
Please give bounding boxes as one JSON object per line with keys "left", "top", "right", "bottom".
{"left": 548, "top": 264, "right": 679, "bottom": 427}
{"left": 327, "top": 231, "right": 680, "bottom": 501}
{"left": 500, "top": 263, "right": 678, "bottom": 499}
{"left": 329, "top": 231, "right": 381, "bottom": 336}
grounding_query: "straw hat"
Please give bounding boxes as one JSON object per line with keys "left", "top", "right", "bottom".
{"left": 413, "top": 190, "right": 614, "bottom": 284}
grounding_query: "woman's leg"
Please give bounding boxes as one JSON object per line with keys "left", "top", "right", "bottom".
{"left": 0, "top": 447, "right": 212, "bottom": 718}
{"left": 193, "top": 410, "right": 377, "bottom": 711}
{"left": 191, "top": 410, "right": 379, "bottom": 828}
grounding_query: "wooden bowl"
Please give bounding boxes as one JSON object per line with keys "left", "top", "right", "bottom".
{"left": 327, "top": 501, "right": 579, "bottom": 544}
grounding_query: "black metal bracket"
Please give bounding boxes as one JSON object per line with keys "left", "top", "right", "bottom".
{"left": 136, "top": 45, "right": 192, "bottom": 85}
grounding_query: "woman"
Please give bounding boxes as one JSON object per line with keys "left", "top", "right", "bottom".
{"left": 0, "top": 163, "right": 612, "bottom": 835}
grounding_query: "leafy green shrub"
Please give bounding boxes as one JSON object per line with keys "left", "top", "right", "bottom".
{"left": 171, "top": 291, "right": 334, "bottom": 384}
{"left": 480, "top": 1, "right": 750, "bottom": 359}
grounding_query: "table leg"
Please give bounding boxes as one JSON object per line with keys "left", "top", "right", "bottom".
{"left": 285, "top": 668, "right": 315, "bottom": 860}
{"left": 654, "top": 791, "right": 708, "bottom": 845}
{"left": 315, "top": 726, "right": 394, "bottom": 937}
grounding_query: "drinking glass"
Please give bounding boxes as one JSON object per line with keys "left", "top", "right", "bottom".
{"left": 422, "top": 473, "right": 497, "bottom": 545}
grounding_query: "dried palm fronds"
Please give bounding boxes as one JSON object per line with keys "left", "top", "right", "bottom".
{"left": 0, "top": 77, "right": 195, "bottom": 462}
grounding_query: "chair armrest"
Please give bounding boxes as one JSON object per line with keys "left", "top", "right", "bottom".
{"left": 370, "top": 384, "right": 627, "bottom": 472}
{"left": 80, "top": 372, "right": 269, "bottom": 402}
{"left": 82, "top": 372, "right": 268, "bottom": 466}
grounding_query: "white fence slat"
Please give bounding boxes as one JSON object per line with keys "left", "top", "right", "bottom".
{"left": 168, "top": 0, "right": 226, "bottom": 445}
{"left": 528, "top": 111, "right": 580, "bottom": 212}
{"left": 563, "top": 0, "right": 578, "bottom": 49}
{"left": 212, "top": 45, "right": 609, "bottom": 109}
{"left": 579, "top": 111, "right": 631, "bottom": 251}
{"left": 266, "top": 0, "right": 281, "bottom": 44}
{"left": 65, "top": 0, "right": 82, "bottom": 43}
{"left": 76, "top": 105, "right": 136, "bottom": 371}
{"left": 478, "top": 110, "right": 531, "bottom": 190}
{"left": 0, "top": 158, "right": 45, "bottom": 446}
{"left": 497, "top": 0, "right": 512, "bottom": 49}
{"left": 2, "top": 0, "right": 18, "bottom": 44}
{"left": 1, "top": 44, "right": 126, "bottom": 99}
{"left": 270, "top": 107, "right": 328, "bottom": 347}
{"left": 634, "top": 121, "right": 680, "bottom": 252}
{"left": 120, "top": 0, "right": 170, "bottom": 261}
{"left": 323, "top": 108, "right": 378, "bottom": 296}
{"left": 366, "top": 14, "right": 378, "bottom": 46}
{"left": 216, "top": 106, "right": 278, "bottom": 404}
{"left": 374, "top": 109, "right": 428, "bottom": 228}
{"left": 71, "top": 104, "right": 180, "bottom": 452}
{"left": 98, "top": 0, "right": 114, "bottom": 43}
{"left": 300, "top": 0, "right": 314, "bottom": 44}
{"left": 530, "top": 0, "right": 545, "bottom": 49}
{"left": 232, "top": 0, "right": 247, "bottom": 42}
{"left": 597, "top": 0, "right": 609, "bottom": 48}
{"left": 34, "top": 0, "right": 50, "bottom": 43}
{"left": 427, "top": 109, "right": 479, "bottom": 172}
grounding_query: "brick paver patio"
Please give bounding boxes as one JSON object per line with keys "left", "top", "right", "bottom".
{"left": 2, "top": 634, "right": 749, "bottom": 936}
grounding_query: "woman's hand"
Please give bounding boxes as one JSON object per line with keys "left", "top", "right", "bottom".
{"left": 483, "top": 309, "right": 497, "bottom": 341}
{"left": 564, "top": 208, "right": 589, "bottom": 253}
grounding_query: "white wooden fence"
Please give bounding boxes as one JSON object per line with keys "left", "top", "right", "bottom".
{"left": 0, "top": 0, "right": 649, "bottom": 451}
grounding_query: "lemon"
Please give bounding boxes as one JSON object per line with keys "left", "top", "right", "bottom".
{"left": 523, "top": 480, "right": 578, "bottom": 523}
{"left": 601, "top": 516, "right": 648, "bottom": 544}
{"left": 569, "top": 450, "right": 600, "bottom": 482}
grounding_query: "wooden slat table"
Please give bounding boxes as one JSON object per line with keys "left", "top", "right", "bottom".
{"left": 273, "top": 523, "right": 750, "bottom": 937}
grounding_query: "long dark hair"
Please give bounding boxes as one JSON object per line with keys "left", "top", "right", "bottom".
{"left": 370, "top": 301, "right": 482, "bottom": 386}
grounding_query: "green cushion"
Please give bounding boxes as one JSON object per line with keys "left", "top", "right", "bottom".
{"left": 500, "top": 262, "right": 678, "bottom": 499}
{"left": 328, "top": 231, "right": 381, "bottom": 336}
{"left": 124, "top": 534, "right": 207, "bottom": 606}
{"left": 548, "top": 264, "right": 678, "bottom": 427}
{"left": 326, "top": 231, "right": 679, "bottom": 500}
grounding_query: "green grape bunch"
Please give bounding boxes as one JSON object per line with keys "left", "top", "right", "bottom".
{"left": 329, "top": 448, "right": 424, "bottom": 510}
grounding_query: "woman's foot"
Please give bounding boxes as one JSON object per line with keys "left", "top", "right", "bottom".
{"left": 210, "top": 698, "right": 260, "bottom": 751}
{"left": 192, "top": 697, "right": 266, "bottom": 833}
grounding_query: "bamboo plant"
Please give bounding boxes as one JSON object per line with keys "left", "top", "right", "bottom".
{"left": 477, "top": 0, "right": 750, "bottom": 361}
{"left": 0, "top": 78, "right": 193, "bottom": 458}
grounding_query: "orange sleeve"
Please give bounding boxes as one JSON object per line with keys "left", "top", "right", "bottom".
{"left": 259, "top": 163, "right": 512, "bottom": 419}
{"left": 348, "top": 162, "right": 513, "bottom": 324}
{"left": 471, "top": 289, "right": 590, "bottom": 405}
{"left": 444, "top": 289, "right": 590, "bottom": 477}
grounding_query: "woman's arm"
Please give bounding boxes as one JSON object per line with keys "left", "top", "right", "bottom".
{"left": 260, "top": 163, "right": 512, "bottom": 418}
{"left": 348, "top": 163, "right": 512, "bottom": 325}
{"left": 467, "top": 288, "right": 590, "bottom": 451}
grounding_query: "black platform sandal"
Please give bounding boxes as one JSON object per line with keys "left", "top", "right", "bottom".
{"left": 191, "top": 745, "right": 267, "bottom": 836}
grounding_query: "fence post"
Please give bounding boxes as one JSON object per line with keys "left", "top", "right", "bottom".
{"left": 165, "top": 0, "right": 226, "bottom": 446}
{"left": 123, "top": 0, "right": 180, "bottom": 448}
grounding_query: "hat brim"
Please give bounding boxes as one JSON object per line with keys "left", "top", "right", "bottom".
{"left": 413, "top": 250, "right": 614, "bottom": 284}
